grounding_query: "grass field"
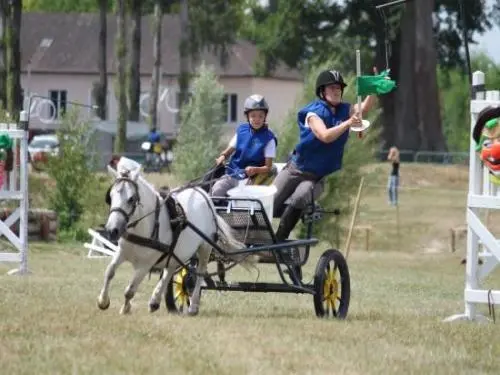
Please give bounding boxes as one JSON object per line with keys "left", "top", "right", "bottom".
{"left": 1, "top": 163, "right": 500, "bottom": 374}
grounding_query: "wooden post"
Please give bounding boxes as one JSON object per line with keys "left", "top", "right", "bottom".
{"left": 396, "top": 201, "right": 401, "bottom": 249}
{"left": 450, "top": 227, "right": 455, "bottom": 252}
{"left": 344, "top": 177, "right": 365, "bottom": 260}
{"left": 365, "top": 227, "right": 370, "bottom": 251}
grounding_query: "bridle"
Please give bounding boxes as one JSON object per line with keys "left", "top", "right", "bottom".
{"left": 105, "top": 176, "right": 141, "bottom": 225}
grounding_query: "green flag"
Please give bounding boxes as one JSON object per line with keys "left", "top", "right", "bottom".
{"left": 356, "top": 69, "right": 397, "bottom": 96}
{"left": 0, "top": 133, "right": 13, "bottom": 150}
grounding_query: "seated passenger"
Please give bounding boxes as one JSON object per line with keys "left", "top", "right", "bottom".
{"left": 210, "top": 94, "right": 277, "bottom": 197}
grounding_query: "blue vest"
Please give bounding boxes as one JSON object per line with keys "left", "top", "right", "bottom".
{"left": 292, "top": 100, "right": 351, "bottom": 178}
{"left": 147, "top": 131, "right": 160, "bottom": 143}
{"left": 226, "top": 123, "right": 277, "bottom": 180}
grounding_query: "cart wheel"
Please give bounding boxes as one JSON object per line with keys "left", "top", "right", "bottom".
{"left": 165, "top": 267, "right": 192, "bottom": 313}
{"left": 313, "top": 249, "right": 350, "bottom": 319}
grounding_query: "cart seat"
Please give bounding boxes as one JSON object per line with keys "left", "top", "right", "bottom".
{"left": 215, "top": 204, "right": 275, "bottom": 246}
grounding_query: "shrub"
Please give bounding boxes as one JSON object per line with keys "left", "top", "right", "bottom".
{"left": 46, "top": 109, "right": 99, "bottom": 234}
{"left": 172, "top": 62, "right": 226, "bottom": 181}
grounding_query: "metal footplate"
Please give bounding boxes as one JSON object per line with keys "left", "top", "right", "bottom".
{"left": 302, "top": 203, "right": 323, "bottom": 224}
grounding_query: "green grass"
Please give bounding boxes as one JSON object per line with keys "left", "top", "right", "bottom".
{"left": 1, "top": 162, "right": 499, "bottom": 374}
{"left": 1, "top": 244, "right": 499, "bottom": 374}
{"left": 343, "top": 163, "right": 493, "bottom": 254}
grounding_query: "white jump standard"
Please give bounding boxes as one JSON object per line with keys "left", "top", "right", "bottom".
{"left": 0, "top": 110, "right": 30, "bottom": 276}
{"left": 445, "top": 71, "right": 500, "bottom": 323}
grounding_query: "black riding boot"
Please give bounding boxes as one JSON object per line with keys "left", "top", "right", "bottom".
{"left": 275, "top": 205, "right": 303, "bottom": 242}
{"left": 276, "top": 205, "right": 304, "bottom": 284}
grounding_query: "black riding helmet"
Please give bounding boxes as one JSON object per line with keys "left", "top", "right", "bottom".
{"left": 315, "top": 70, "right": 347, "bottom": 99}
{"left": 243, "top": 94, "right": 269, "bottom": 115}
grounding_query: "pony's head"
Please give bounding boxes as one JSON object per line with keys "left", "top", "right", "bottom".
{"left": 104, "top": 157, "right": 145, "bottom": 241}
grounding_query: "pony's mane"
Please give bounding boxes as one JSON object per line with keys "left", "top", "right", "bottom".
{"left": 137, "top": 175, "right": 162, "bottom": 200}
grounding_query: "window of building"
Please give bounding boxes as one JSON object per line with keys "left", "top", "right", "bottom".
{"left": 222, "top": 93, "right": 238, "bottom": 123}
{"left": 49, "top": 90, "right": 67, "bottom": 119}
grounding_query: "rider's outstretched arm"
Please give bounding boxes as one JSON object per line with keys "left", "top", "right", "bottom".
{"left": 307, "top": 115, "right": 353, "bottom": 144}
{"left": 351, "top": 95, "right": 377, "bottom": 117}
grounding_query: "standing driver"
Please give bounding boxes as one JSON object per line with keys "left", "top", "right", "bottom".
{"left": 273, "top": 69, "right": 380, "bottom": 242}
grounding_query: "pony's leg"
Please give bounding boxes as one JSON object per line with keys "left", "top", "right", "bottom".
{"left": 120, "top": 265, "right": 151, "bottom": 315}
{"left": 188, "top": 244, "right": 212, "bottom": 316}
{"left": 97, "top": 250, "right": 125, "bottom": 310}
{"left": 148, "top": 261, "right": 178, "bottom": 313}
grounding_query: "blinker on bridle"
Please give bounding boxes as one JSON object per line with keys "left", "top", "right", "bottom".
{"left": 105, "top": 176, "right": 141, "bottom": 223}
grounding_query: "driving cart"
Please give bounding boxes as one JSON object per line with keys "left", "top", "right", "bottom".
{"left": 164, "top": 180, "right": 351, "bottom": 319}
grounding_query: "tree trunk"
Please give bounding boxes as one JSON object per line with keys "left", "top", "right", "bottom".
{"left": 96, "top": 0, "right": 108, "bottom": 120}
{"left": 127, "top": 0, "right": 141, "bottom": 122}
{"left": 0, "top": 3, "right": 6, "bottom": 109}
{"left": 393, "top": 0, "right": 446, "bottom": 152}
{"left": 5, "top": 0, "right": 21, "bottom": 120}
{"left": 115, "top": 0, "right": 128, "bottom": 153}
{"left": 393, "top": 5, "right": 419, "bottom": 151}
{"left": 262, "top": 0, "right": 278, "bottom": 75}
{"left": 414, "top": 0, "right": 446, "bottom": 151}
{"left": 178, "top": 0, "right": 190, "bottom": 109}
{"left": 374, "top": 23, "right": 400, "bottom": 150}
{"left": 148, "top": 0, "right": 162, "bottom": 130}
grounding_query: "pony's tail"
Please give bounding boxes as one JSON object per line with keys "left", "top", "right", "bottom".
{"left": 215, "top": 215, "right": 257, "bottom": 269}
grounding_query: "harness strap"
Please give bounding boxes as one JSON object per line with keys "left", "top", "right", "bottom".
{"left": 151, "top": 196, "right": 161, "bottom": 239}
{"left": 153, "top": 222, "right": 184, "bottom": 269}
{"left": 153, "top": 201, "right": 187, "bottom": 268}
{"left": 121, "top": 185, "right": 226, "bottom": 284}
{"left": 121, "top": 191, "right": 189, "bottom": 275}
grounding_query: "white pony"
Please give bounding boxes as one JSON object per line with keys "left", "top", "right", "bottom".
{"left": 97, "top": 157, "right": 251, "bottom": 315}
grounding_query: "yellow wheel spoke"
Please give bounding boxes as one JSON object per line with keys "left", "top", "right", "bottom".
{"left": 322, "top": 261, "right": 341, "bottom": 315}
{"left": 175, "top": 290, "right": 188, "bottom": 305}
{"left": 174, "top": 290, "right": 182, "bottom": 301}
{"left": 173, "top": 268, "right": 189, "bottom": 307}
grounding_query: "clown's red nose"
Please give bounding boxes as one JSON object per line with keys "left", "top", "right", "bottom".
{"left": 491, "top": 143, "right": 500, "bottom": 159}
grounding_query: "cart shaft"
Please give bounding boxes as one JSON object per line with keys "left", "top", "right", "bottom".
{"left": 202, "top": 281, "right": 315, "bottom": 294}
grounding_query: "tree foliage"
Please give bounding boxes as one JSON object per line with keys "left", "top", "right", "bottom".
{"left": 171, "top": 63, "right": 226, "bottom": 181}
{"left": 46, "top": 109, "right": 98, "bottom": 232}
{"left": 23, "top": 0, "right": 103, "bottom": 12}
{"left": 15, "top": 0, "right": 500, "bottom": 154}
{"left": 439, "top": 53, "right": 500, "bottom": 152}
{"left": 242, "top": 0, "right": 499, "bottom": 152}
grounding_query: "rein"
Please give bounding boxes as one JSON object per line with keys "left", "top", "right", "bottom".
{"left": 123, "top": 163, "right": 248, "bottom": 227}
{"left": 122, "top": 165, "right": 224, "bottom": 230}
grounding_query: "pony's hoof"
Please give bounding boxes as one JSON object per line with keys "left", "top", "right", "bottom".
{"left": 120, "top": 304, "right": 131, "bottom": 315}
{"left": 149, "top": 302, "right": 160, "bottom": 313}
{"left": 97, "top": 297, "right": 110, "bottom": 310}
{"left": 187, "top": 305, "right": 199, "bottom": 316}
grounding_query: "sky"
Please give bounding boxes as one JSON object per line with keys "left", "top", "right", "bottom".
{"left": 472, "top": 0, "right": 500, "bottom": 62}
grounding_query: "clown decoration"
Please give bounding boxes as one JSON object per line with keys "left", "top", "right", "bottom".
{"left": 473, "top": 105, "right": 500, "bottom": 185}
